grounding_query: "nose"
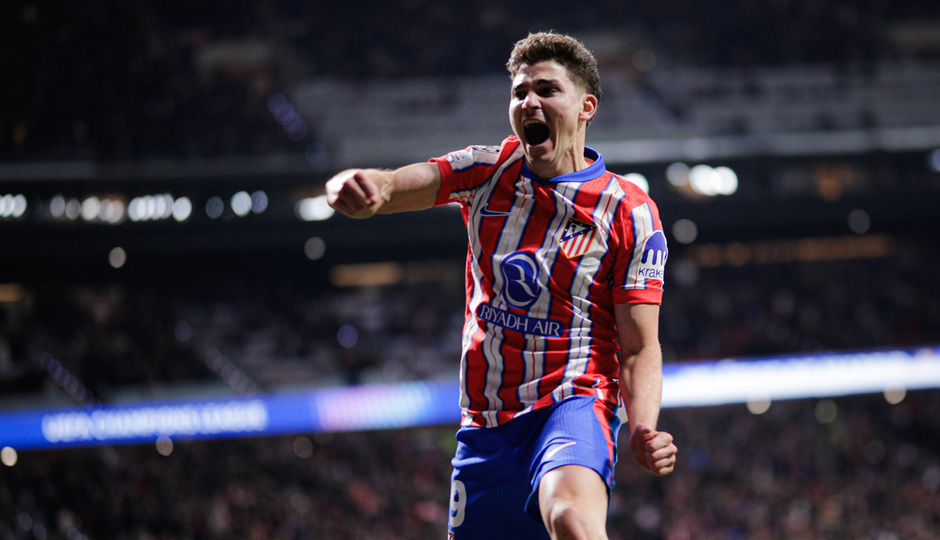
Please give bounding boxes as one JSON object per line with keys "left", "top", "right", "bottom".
{"left": 520, "top": 91, "right": 540, "bottom": 111}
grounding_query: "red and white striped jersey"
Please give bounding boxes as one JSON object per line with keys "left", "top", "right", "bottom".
{"left": 432, "top": 136, "right": 667, "bottom": 428}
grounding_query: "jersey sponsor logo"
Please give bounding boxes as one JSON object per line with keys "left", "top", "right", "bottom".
{"left": 446, "top": 149, "right": 474, "bottom": 171}
{"left": 637, "top": 230, "right": 668, "bottom": 280}
{"left": 559, "top": 218, "right": 597, "bottom": 258}
{"left": 500, "top": 251, "right": 541, "bottom": 309}
{"left": 477, "top": 303, "right": 565, "bottom": 337}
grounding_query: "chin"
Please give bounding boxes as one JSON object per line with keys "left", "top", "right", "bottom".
{"left": 524, "top": 145, "right": 550, "bottom": 161}
{"left": 529, "top": 142, "right": 556, "bottom": 159}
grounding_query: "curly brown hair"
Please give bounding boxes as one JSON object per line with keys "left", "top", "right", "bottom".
{"left": 505, "top": 32, "right": 602, "bottom": 102}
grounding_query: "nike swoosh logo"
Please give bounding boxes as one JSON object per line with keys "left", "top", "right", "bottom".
{"left": 544, "top": 441, "right": 577, "bottom": 461}
{"left": 479, "top": 204, "right": 511, "bottom": 217}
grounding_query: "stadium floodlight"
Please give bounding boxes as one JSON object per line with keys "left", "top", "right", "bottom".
{"left": 65, "top": 199, "right": 81, "bottom": 220}
{"left": 713, "top": 166, "right": 738, "bottom": 195}
{"left": 929, "top": 148, "right": 940, "bottom": 172}
{"left": 205, "top": 196, "right": 224, "bottom": 219}
{"left": 671, "top": 218, "right": 698, "bottom": 245}
{"left": 689, "top": 165, "right": 718, "bottom": 196}
{"left": 99, "top": 199, "right": 125, "bottom": 224}
{"left": 304, "top": 237, "right": 327, "bottom": 260}
{"left": 0, "top": 194, "right": 26, "bottom": 218}
{"left": 666, "top": 162, "right": 689, "bottom": 187}
{"left": 847, "top": 209, "right": 871, "bottom": 235}
{"left": 1, "top": 447, "right": 16, "bottom": 467}
{"left": 129, "top": 194, "right": 175, "bottom": 222}
{"left": 172, "top": 197, "right": 192, "bottom": 222}
{"left": 108, "top": 247, "right": 127, "bottom": 269}
{"left": 682, "top": 164, "right": 739, "bottom": 197}
{"left": 12, "top": 194, "right": 26, "bottom": 218}
{"left": 80, "top": 197, "right": 100, "bottom": 221}
{"left": 250, "top": 190, "right": 268, "bottom": 214}
{"left": 231, "top": 191, "right": 252, "bottom": 217}
{"left": 296, "top": 195, "right": 335, "bottom": 221}
{"left": 49, "top": 195, "right": 66, "bottom": 218}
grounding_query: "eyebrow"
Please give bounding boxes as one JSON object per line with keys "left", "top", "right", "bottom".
{"left": 512, "top": 78, "right": 561, "bottom": 91}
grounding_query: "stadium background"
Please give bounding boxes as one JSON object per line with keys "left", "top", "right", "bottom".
{"left": 1, "top": 0, "right": 939, "bottom": 538}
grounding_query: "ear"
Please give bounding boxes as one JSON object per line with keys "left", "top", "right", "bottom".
{"left": 580, "top": 94, "right": 598, "bottom": 123}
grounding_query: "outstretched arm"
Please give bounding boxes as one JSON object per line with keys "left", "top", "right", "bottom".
{"left": 615, "top": 302, "right": 678, "bottom": 476}
{"left": 325, "top": 162, "right": 442, "bottom": 218}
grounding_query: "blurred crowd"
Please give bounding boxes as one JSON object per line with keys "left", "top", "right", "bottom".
{"left": 0, "top": 425, "right": 455, "bottom": 539}
{"left": 282, "top": 0, "right": 923, "bottom": 77}
{"left": 649, "top": 390, "right": 940, "bottom": 539}
{"left": 3, "top": 0, "right": 938, "bottom": 162}
{"left": 660, "top": 233, "right": 940, "bottom": 362}
{"left": 1, "top": 390, "right": 937, "bottom": 539}
{"left": 1, "top": 1, "right": 306, "bottom": 162}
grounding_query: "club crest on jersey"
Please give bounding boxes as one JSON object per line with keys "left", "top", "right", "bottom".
{"left": 559, "top": 218, "right": 598, "bottom": 259}
{"left": 500, "top": 251, "right": 541, "bottom": 309}
{"left": 637, "top": 230, "right": 668, "bottom": 280}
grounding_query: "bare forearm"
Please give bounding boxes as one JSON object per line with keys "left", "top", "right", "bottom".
{"left": 378, "top": 163, "right": 441, "bottom": 214}
{"left": 620, "top": 344, "right": 663, "bottom": 431}
{"left": 615, "top": 304, "right": 676, "bottom": 475}
{"left": 326, "top": 162, "right": 441, "bottom": 218}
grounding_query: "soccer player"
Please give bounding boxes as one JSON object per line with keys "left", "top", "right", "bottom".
{"left": 326, "top": 32, "right": 677, "bottom": 540}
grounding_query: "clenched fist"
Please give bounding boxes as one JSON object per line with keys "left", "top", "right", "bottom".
{"left": 628, "top": 424, "right": 677, "bottom": 476}
{"left": 325, "top": 169, "right": 390, "bottom": 219}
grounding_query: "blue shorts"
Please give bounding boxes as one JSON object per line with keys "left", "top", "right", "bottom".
{"left": 447, "top": 396, "right": 621, "bottom": 539}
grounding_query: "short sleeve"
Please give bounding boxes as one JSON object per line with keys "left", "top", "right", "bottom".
{"left": 611, "top": 199, "right": 667, "bottom": 305}
{"left": 430, "top": 138, "right": 520, "bottom": 208}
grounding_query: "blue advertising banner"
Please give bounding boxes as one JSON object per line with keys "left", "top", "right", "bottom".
{"left": 0, "top": 380, "right": 462, "bottom": 451}
{"left": 1, "top": 346, "right": 937, "bottom": 452}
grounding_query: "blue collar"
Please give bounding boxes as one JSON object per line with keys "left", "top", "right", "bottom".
{"left": 520, "top": 146, "right": 606, "bottom": 184}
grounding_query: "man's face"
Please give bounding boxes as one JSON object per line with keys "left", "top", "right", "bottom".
{"left": 509, "top": 60, "right": 597, "bottom": 177}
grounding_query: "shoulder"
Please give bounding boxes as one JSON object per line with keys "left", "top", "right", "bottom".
{"left": 598, "top": 173, "right": 665, "bottom": 241}
{"left": 437, "top": 136, "right": 522, "bottom": 172}
{"left": 607, "top": 173, "right": 660, "bottom": 218}
{"left": 608, "top": 173, "right": 654, "bottom": 205}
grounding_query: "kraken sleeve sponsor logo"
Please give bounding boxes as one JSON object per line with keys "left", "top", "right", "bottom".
{"left": 500, "top": 251, "right": 542, "bottom": 309}
{"left": 446, "top": 149, "right": 474, "bottom": 171}
{"left": 638, "top": 230, "right": 668, "bottom": 280}
{"left": 476, "top": 303, "right": 565, "bottom": 337}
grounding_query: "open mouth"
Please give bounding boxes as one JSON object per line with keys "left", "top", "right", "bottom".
{"left": 523, "top": 121, "right": 550, "bottom": 146}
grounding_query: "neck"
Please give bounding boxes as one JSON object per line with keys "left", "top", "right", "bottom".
{"left": 526, "top": 134, "right": 588, "bottom": 179}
